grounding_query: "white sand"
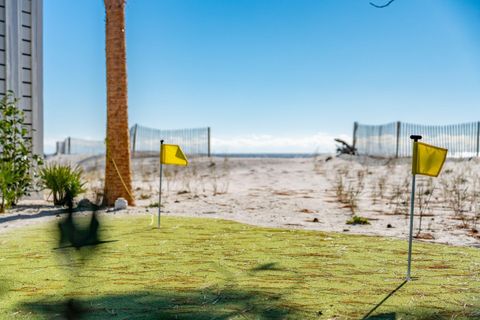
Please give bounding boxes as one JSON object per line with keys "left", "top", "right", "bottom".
{"left": 1, "top": 155, "right": 479, "bottom": 248}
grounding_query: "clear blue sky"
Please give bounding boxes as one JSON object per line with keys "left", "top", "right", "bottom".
{"left": 44, "top": 0, "right": 480, "bottom": 153}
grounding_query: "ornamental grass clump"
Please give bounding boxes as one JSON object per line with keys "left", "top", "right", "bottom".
{"left": 40, "top": 163, "right": 86, "bottom": 206}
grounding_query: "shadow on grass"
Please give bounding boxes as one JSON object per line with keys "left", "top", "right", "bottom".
{"left": 0, "top": 207, "right": 66, "bottom": 225}
{"left": 0, "top": 205, "right": 101, "bottom": 226}
{"left": 20, "top": 287, "right": 301, "bottom": 319}
{"left": 365, "top": 313, "right": 396, "bottom": 320}
{"left": 361, "top": 280, "right": 480, "bottom": 320}
{"left": 362, "top": 280, "right": 407, "bottom": 320}
{"left": 364, "top": 310, "right": 480, "bottom": 320}
{"left": 0, "top": 278, "right": 8, "bottom": 299}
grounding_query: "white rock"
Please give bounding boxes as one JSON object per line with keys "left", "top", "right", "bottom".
{"left": 114, "top": 198, "right": 128, "bottom": 210}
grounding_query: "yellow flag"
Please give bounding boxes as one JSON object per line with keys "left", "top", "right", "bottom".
{"left": 161, "top": 144, "right": 188, "bottom": 166}
{"left": 412, "top": 142, "right": 447, "bottom": 177}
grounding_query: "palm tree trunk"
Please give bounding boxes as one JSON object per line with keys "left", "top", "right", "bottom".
{"left": 104, "top": 0, "right": 135, "bottom": 206}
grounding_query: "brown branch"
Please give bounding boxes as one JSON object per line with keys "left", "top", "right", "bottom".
{"left": 370, "top": 0, "right": 396, "bottom": 8}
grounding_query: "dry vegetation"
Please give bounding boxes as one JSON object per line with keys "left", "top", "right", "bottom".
{"left": 321, "top": 156, "right": 480, "bottom": 241}
{"left": 76, "top": 155, "right": 231, "bottom": 207}
{"left": 42, "top": 154, "right": 480, "bottom": 246}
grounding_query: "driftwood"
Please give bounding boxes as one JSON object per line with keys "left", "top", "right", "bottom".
{"left": 334, "top": 138, "right": 356, "bottom": 155}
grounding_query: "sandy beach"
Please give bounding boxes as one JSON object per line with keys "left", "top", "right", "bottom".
{"left": 2, "top": 154, "right": 480, "bottom": 248}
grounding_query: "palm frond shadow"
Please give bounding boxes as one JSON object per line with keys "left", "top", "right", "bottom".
{"left": 21, "top": 286, "right": 301, "bottom": 319}
{"left": 21, "top": 258, "right": 307, "bottom": 319}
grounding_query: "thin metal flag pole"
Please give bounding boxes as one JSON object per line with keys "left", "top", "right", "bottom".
{"left": 407, "top": 135, "right": 421, "bottom": 281}
{"left": 158, "top": 140, "right": 164, "bottom": 229}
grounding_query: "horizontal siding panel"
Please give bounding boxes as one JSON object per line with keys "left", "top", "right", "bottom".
{"left": 21, "top": 54, "right": 31, "bottom": 68}
{"left": 0, "top": 8, "right": 5, "bottom": 20}
{"left": 0, "top": 51, "right": 5, "bottom": 64}
{"left": 19, "top": 97, "right": 32, "bottom": 111}
{"left": 0, "top": 79, "right": 5, "bottom": 94}
{"left": 0, "top": 22, "right": 4, "bottom": 35}
{"left": 0, "top": 36, "right": 4, "bottom": 50}
{"left": 20, "top": 40, "right": 31, "bottom": 54}
{"left": 21, "top": 0, "right": 32, "bottom": 13}
{"left": 21, "top": 68, "right": 32, "bottom": 82}
{"left": 21, "top": 12, "right": 31, "bottom": 27}
{"left": 23, "top": 110, "right": 32, "bottom": 124}
{"left": 0, "top": 0, "right": 5, "bottom": 6}
{"left": 0, "top": 64, "right": 5, "bottom": 78}
{"left": 21, "top": 26, "right": 31, "bottom": 40}
{"left": 21, "top": 82, "right": 31, "bottom": 96}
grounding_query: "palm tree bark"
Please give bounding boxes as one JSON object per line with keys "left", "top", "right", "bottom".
{"left": 104, "top": 0, "right": 135, "bottom": 206}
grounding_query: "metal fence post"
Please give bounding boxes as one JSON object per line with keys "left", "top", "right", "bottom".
{"left": 131, "top": 123, "right": 138, "bottom": 157}
{"left": 352, "top": 122, "right": 358, "bottom": 153}
{"left": 67, "top": 137, "right": 71, "bottom": 155}
{"left": 395, "top": 121, "right": 401, "bottom": 158}
{"left": 207, "top": 127, "right": 211, "bottom": 157}
{"left": 476, "top": 121, "right": 480, "bottom": 157}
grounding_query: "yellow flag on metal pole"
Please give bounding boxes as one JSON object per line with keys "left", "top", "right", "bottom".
{"left": 161, "top": 144, "right": 188, "bottom": 166}
{"left": 406, "top": 136, "right": 448, "bottom": 281}
{"left": 412, "top": 142, "right": 447, "bottom": 177}
{"left": 157, "top": 141, "right": 189, "bottom": 229}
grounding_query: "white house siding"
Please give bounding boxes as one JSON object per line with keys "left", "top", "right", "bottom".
{"left": 0, "top": 0, "right": 43, "bottom": 155}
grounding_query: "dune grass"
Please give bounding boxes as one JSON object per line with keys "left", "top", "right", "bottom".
{"left": 0, "top": 215, "right": 479, "bottom": 319}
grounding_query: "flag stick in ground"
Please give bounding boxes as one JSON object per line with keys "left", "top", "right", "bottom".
{"left": 157, "top": 141, "right": 188, "bottom": 229}
{"left": 406, "top": 135, "right": 422, "bottom": 281}
{"left": 406, "top": 135, "right": 448, "bottom": 281}
{"left": 406, "top": 170, "right": 416, "bottom": 281}
{"left": 407, "top": 135, "right": 421, "bottom": 281}
{"left": 158, "top": 140, "right": 164, "bottom": 229}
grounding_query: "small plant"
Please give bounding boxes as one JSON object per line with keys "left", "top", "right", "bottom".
{"left": 376, "top": 174, "right": 388, "bottom": 200}
{"left": 440, "top": 171, "right": 470, "bottom": 228}
{"left": 0, "top": 162, "right": 18, "bottom": 213}
{"left": 163, "top": 166, "right": 179, "bottom": 193}
{"left": 39, "top": 163, "right": 86, "bottom": 206}
{"left": 139, "top": 193, "right": 151, "bottom": 200}
{"left": 416, "top": 178, "right": 435, "bottom": 236}
{"left": 0, "top": 92, "right": 43, "bottom": 212}
{"left": 389, "top": 175, "right": 410, "bottom": 215}
{"left": 371, "top": 173, "right": 388, "bottom": 206}
{"left": 346, "top": 215, "right": 370, "bottom": 225}
{"left": 209, "top": 157, "right": 230, "bottom": 195}
{"left": 331, "top": 166, "right": 364, "bottom": 213}
{"left": 344, "top": 169, "right": 365, "bottom": 214}
{"left": 333, "top": 166, "right": 348, "bottom": 203}
{"left": 449, "top": 172, "right": 469, "bottom": 217}
{"left": 148, "top": 201, "right": 163, "bottom": 208}
{"left": 470, "top": 175, "right": 480, "bottom": 232}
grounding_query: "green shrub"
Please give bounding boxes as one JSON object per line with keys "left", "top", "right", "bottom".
{"left": 346, "top": 215, "right": 370, "bottom": 225}
{"left": 39, "top": 163, "right": 86, "bottom": 206}
{"left": 0, "top": 92, "right": 42, "bottom": 212}
{"left": 0, "top": 162, "right": 18, "bottom": 213}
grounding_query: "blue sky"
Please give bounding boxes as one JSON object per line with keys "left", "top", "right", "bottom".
{"left": 44, "top": 0, "right": 480, "bottom": 153}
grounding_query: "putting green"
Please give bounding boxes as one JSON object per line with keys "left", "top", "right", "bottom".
{"left": 0, "top": 215, "right": 478, "bottom": 319}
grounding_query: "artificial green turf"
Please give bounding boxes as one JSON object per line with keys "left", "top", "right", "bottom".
{"left": 0, "top": 215, "right": 479, "bottom": 319}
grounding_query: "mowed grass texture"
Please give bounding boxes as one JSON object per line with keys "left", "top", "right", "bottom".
{"left": 0, "top": 215, "right": 479, "bottom": 319}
